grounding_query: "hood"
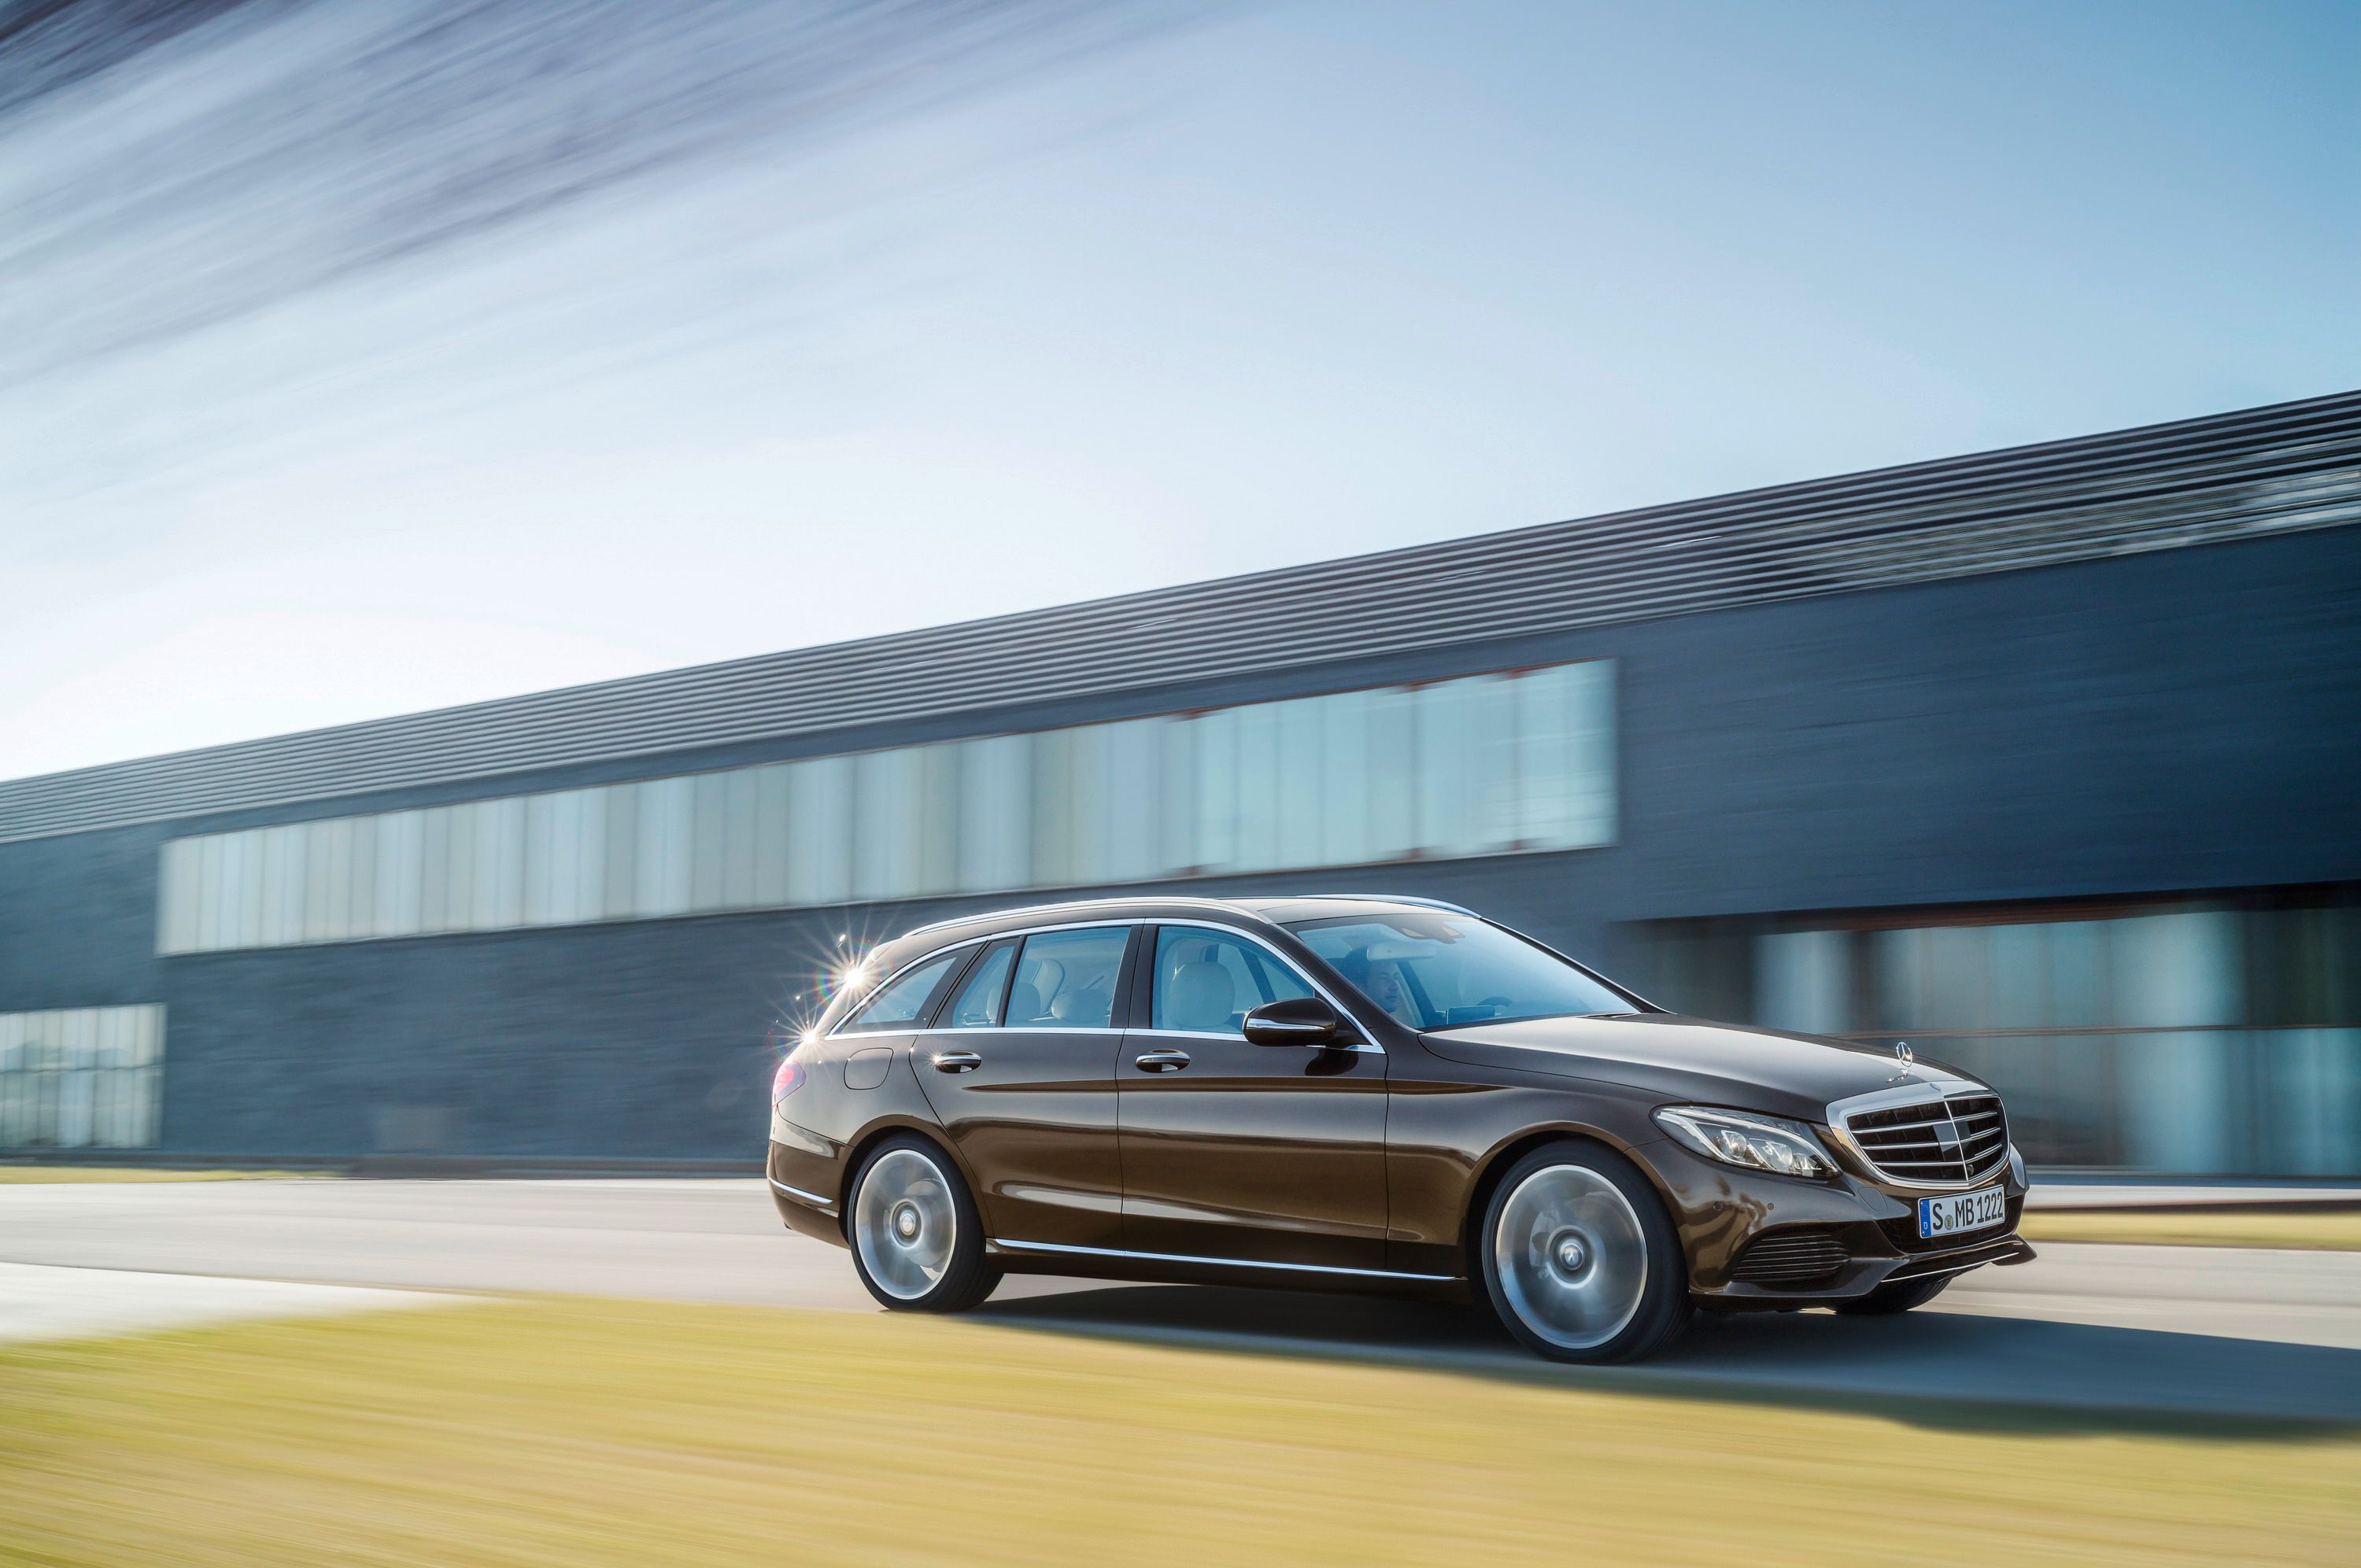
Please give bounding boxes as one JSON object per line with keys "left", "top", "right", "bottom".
{"left": 1419, "top": 1013, "right": 1977, "bottom": 1123}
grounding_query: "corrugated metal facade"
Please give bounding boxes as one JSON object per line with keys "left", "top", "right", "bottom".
{"left": 6, "top": 389, "right": 2357, "bottom": 844}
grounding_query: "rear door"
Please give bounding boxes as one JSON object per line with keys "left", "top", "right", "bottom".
{"left": 1117, "top": 924, "right": 1389, "bottom": 1271}
{"left": 912, "top": 924, "right": 1136, "bottom": 1250}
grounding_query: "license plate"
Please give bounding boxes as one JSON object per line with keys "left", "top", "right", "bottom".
{"left": 1917, "top": 1184, "right": 2007, "bottom": 1240}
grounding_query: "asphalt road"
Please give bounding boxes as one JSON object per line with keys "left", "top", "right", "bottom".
{"left": 5, "top": 1178, "right": 2357, "bottom": 1424}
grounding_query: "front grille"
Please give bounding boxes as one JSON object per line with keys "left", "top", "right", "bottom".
{"left": 1844, "top": 1092, "right": 2009, "bottom": 1186}
{"left": 1731, "top": 1228, "right": 1849, "bottom": 1285}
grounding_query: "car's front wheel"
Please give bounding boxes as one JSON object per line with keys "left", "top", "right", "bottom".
{"left": 1477, "top": 1141, "right": 1690, "bottom": 1363}
{"left": 846, "top": 1134, "right": 999, "bottom": 1312}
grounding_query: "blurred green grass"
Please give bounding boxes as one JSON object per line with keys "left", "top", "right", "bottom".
{"left": 0, "top": 1166, "right": 334, "bottom": 1182}
{"left": 2, "top": 1298, "right": 2354, "bottom": 1566}
{"left": 2023, "top": 1208, "right": 2361, "bottom": 1251}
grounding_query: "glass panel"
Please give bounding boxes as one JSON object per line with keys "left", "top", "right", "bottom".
{"left": 375, "top": 810, "right": 425, "bottom": 938}
{"left": 573, "top": 787, "right": 608, "bottom": 922}
{"left": 1065, "top": 724, "right": 1114, "bottom": 887}
{"left": 419, "top": 806, "right": 453, "bottom": 932}
{"left": 1232, "top": 701, "right": 1278, "bottom": 872}
{"left": 1191, "top": 708, "right": 1238, "bottom": 874}
{"left": 691, "top": 771, "right": 730, "bottom": 912}
{"left": 1413, "top": 681, "right": 1469, "bottom": 856}
{"left": 944, "top": 941, "right": 1017, "bottom": 1028}
{"left": 1151, "top": 927, "right": 1314, "bottom": 1035}
{"left": 955, "top": 735, "right": 1029, "bottom": 895}
{"left": 524, "top": 792, "right": 562, "bottom": 926}
{"left": 1271, "top": 696, "right": 1322, "bottom": 869}
{"left": 634, "top": 777, "right": 693, "bottom": 918}
{"left": 1365, "top": 684, "right": 1417, "bottom": 862}
{"left": 157, "top": 838, "right": 200, "bottom": 954}
{"left": 1756, "top": 930, "right": 1852, "bottom": 1035}
{"left": 1157, "top": 718, "right": 1196, "bottom": 876}
{"left": 786, "top": 756, "right": 852, "bottom": 906}
{"left": 190, "top": 834, "right": 220, "bottom": 950}
{"left": 292, "top": 821, "right": 329, "bottom": 943}
{"left": 481, "top": 797, "right": 527, "bottom": 929}
{"left": 317, "top": 817, "right": 357, "bottom": 942}
{"left": 600, "top": 784, "right": 638, "bottom": 919}
{"left": 752, "top": 765, "right": 793, "bottom": 908}
{"left": 1564, "top": 659, "right": 1616, "bottom": 847}
{"left": 914, "top": 743, "right": 961, "bottom": 896}
{"left": 446, "top": 802, "right": 482, "bottom": 931}
{"left": 1318, "top": 689, "right": 1371, "bottom": 868}
{"left": 346, "top": 815, "right": 378, "bottom": 939}
{"left": 255, "top": 825, "right": 290, "bottom": 946}
{"left": 854, "top": 748, "right": 922, "bottom": 901}
{"left": 722, "top": 767, "right": 759, "bottom": 909}
{"left": 1103, "top": 719, "right": 1160, "bottom": 883}
{"left": 57, "top": 1012, "right": 94, "bottom": 1148}
{"left": 837, "top": 950, "right": 967, "bottom": 1034}
{"left": 1029, "top": 729, "right": 1076, "bottom": 887}
{"left": 1007, "top": 927, "right": 1128, "bottom": 1029}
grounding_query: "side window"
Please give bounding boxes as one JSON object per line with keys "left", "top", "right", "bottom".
{"left": 1007, "top": 928, "right": 1128, "bottom": 1030}
{"left": 944, "top": 940, "right": 1017, "bottom": 1029}
{"left": 838, "top": 950, "right": 966, "bottom": 1034}
{"left": 1152, "top": 928, "right": 1314, "bottom": 1035}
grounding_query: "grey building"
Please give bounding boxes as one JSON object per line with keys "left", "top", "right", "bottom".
{"left": 4, "top": 391, "right": 2358, "bottom": 1173}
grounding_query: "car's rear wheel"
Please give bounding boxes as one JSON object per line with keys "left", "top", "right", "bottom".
{"left": 1477, "top": 1141, "right": 1690, "bottom": 1363}
{"left": 1833, "top": 1275, "right": 1951, "bottom": 1315}
{"left": 846, "top": 1134, "right": 999, "bottom": 1312}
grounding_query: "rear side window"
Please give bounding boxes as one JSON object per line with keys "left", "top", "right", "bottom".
{"left": 1151, "top": 928, "right": 1314, "bottom": 1035}
{"left": 838, "top": 950, "right": 967, "bottom": 1034}
{"left": 1007, "top": 928, "right": 1128, "bottom": 1030}
{"left": 944, "top": 940, "right": 1017, "bottom": 1028}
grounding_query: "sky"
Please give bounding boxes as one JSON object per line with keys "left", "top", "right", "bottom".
{"left": 3, "top": 0, "right": 2355, "bottom": 781}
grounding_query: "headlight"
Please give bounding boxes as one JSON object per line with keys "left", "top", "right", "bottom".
{"left": 1653, "top": 1105, "right": 1835, "bottom": 1179}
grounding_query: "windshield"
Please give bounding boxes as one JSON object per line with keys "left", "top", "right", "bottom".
{"left": 1287, "top": 913, "right": 1639, "bottom": 1031}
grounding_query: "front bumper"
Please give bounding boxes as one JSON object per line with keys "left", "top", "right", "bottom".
{"left": 1645, "top": 1138, "right": 2034, "bottom": 1308}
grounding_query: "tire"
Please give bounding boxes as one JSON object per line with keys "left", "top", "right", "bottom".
{"left": 1476, "top": 1141, "right": 1690, "bottom": 1363}
{"left": 1833, "top": 1275, "right": 1951, "bottom": 1316}
{"left": 845, "top": 1134, "right": 1000, "bottom": 1313}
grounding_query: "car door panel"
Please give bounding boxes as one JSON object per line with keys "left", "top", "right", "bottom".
{"left": 1118, "top": 925, "right": 1389, "bottom": 1270}
{"left": 912, "top": 927, "right": 1135, "bottom": 1249}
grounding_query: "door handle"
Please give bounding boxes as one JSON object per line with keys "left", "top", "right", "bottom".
{"left": 931, "top": 1050, "right": 983, "bottom": 1073}
{"left": 1132, "top": 1048, "right": 1192, "bottom": 1072}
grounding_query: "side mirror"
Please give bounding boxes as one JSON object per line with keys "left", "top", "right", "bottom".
{"left": 1243, "top": 996, "right": 1346, "bottom": 1046}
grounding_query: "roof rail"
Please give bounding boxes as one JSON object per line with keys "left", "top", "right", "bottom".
{"left": 892, "top": 894, "right": 1256, "bottom": 942}
{"left": 1299, "top": 893, "right": 1476, "bottom": 917}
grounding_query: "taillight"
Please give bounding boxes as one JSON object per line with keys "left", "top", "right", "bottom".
{"left": 771, "top": 1057, "right": 806, "bottom": 1103}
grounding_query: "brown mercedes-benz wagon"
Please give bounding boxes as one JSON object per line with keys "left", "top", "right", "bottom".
{"left": 765, "top": 895, "right": 2033, "bottom": 1362}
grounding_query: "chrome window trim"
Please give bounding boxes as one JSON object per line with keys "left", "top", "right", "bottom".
{"left": 830, "top": 914, "right": 1386, "bottom": 1052}
{"left": 1147, "top": 917, "right": 1385, "bottom": 1053}
{"left": 826, "top": 922, "right": 1129, "bottom": 1039}
{"left": 908, "top": 1025, "right": 1120, "bottom": 1038}
{"left": 1824, "top": 1079, "right": 2012, "bottom": 1191}
{"left": 992, "top": 1237, "right": 1453, "bottom": 1282}
{"left": 829, "top": 939, "right": 986, "bottom": 1037}
{"left": 1125, "top": 1025, "right": 1382, "bottom": 1055}
{"left": 768, "top": 1175, "right": 835, "bottom": 1211}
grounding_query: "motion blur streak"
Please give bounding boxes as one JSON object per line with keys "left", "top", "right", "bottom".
{"left": 0, "top": 0, "right": 1195, "bottom": 390}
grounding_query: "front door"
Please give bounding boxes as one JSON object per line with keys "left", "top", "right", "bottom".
{"left": 1118, "top": 924, "right": 1388, "bottom": 1271}
{"left": 913, "top": 925, "right": 1136, "bottom": 1249}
